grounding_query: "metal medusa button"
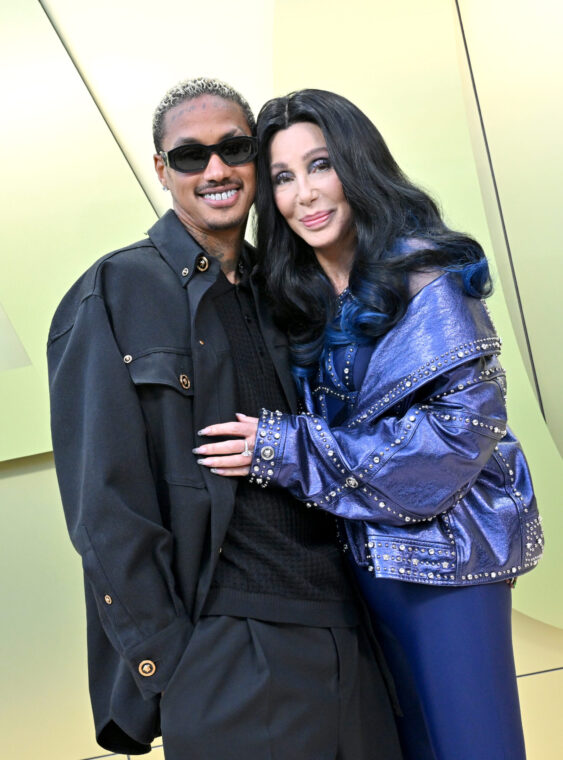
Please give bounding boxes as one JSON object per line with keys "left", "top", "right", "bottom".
{"left": 261, "top": 446, "right": 275, "bottom": 461}
{"left": 123, "top": 355, "right": 132, "bottom": 364}
{"left": 139, "top": 660, "right": 156, "bottom": 677}
{"left": 104, "top": 594, "right": 113, "bottom": 605}
{"left": 196, "top": 255, "right": 209, "bottom": 272}
{"left": 181, "top": 267, "right": 189, "bottom": 277}
{"left": 179, "top": 374, "right": 191, "bottom": 390}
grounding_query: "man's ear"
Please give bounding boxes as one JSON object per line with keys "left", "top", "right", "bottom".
{"left": 154, "top": 153, "right": 167, "bottom": 189}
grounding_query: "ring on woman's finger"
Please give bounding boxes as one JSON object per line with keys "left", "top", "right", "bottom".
{"left": 241, "top": 438, "right": 252, "bottom": 457}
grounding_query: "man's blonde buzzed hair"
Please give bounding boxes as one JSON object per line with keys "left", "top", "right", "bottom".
{"left": 152, "top": 77, "right": 255, "bottom": 152}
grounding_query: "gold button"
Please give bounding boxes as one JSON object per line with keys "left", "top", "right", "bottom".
{"left": 104, "top": 594, "right": 112, "bottom": 605}
{"left": 199, "top": 340, "right": 205, "bottom": 346}
{"left": 139, "top": 660, "right": 156, "bottom": 677}
{"left": 123, "top": 354, "right": 132, "bottom": 364}
{"left": 179, "top": 374, "right": 191, "bottom": 390}
{"left": 181, "top": 267, "right": 189, "bottom": 276}
{"left": 196, "top": 255, "right": 209, "bottom": 272}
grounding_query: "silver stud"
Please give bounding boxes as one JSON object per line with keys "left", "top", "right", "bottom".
{"left": 261, "top": 446, "right": 275, "bottom": 461}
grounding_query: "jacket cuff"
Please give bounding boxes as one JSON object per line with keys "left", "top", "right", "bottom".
{"left": 125, "top": 615, "right": 193, "bottom": 699}
{"left": 249, "top": 408, "right": 288, "bottom": 487}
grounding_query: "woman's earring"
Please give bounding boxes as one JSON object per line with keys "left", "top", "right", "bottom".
{"left": 162, "top": 185, "right": 169, "bottom": 192}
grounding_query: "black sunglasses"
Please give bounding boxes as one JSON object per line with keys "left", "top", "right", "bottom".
{"left": 160, "top": 136, "right": 258, "bottom": 174}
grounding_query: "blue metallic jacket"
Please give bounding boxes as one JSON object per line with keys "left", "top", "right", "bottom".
{"left": 250, "top": 272, "right": 543, "bottom": 586}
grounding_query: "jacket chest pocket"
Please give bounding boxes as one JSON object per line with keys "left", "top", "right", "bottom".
{"left": 127, "top": 349, "right": 195, "bottom": 396}
{"left": 127, "top": 349, "right": 203, "bottom": 487}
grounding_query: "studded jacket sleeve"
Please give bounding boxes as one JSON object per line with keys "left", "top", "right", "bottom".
{"left": 249, "top": 353, "right": 508, "bottom": 526}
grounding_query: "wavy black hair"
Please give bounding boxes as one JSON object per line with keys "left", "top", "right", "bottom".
{"left": 254, "top": 88, "right": 491, "bottom": 377}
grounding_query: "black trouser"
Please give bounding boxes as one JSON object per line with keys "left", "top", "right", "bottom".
{"left": 160, "top": 615, "right": 401, "bottom": 760}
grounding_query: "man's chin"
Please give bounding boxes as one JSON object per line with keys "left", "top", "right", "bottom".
{"left": 205, "top": 214, "right": 248, "bottom": 232}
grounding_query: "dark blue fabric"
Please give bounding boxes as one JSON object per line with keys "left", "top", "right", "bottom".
{"left": 253, "top": 272, "right": 542, "bottom": 586}
{"left": 322, "top": 341, "right": 373, "bottom": 426}
{"left": 313, "top": 288, "right": 526, "bottom": 759}
{"left": 352, "top": 565, "right": 526, "bottom": 760}
{"left": 314, "top": 289, "right": 374, "bottom": 426}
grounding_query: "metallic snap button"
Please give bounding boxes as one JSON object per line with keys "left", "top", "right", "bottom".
{"left": 181, "top": 267, "right": 189, "bottom": 277}
{"left": 104, "top": 594, "right": 113, "bottom": 605}
{"left": 138, "top": 660, "right": 156, "bottom": 677}
{"left": 179, "top": 374, "right": 191, "bottom": 390}
{"left": 345, "top": 476, "right": 359, "bottom": 488}
{"left": 196, "top": 255, "right": 209, "bottom": 272}
{"left": 123, "top": 355, "right": 132, "bottom": 364}
{"left": 261, "top": 446, "right": 275, "bottom": 461}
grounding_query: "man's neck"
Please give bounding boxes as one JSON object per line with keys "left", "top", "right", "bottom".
{"left": 181, "top": 219, "right": 244, "bottom": 284}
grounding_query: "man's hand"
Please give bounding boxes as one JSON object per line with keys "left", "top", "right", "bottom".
{"left": 194, "top": 413, "right": 258, "bottom": 476}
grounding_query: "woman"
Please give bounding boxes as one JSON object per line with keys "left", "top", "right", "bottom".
{"left": 196, "top": 89, "right": 543, "bottom": 759}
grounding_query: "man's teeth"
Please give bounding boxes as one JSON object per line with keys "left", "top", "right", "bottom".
{"left": 203, "top": 189, "right": 238, "bottom": 201}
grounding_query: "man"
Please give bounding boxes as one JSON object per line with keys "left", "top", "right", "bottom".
{"left": 48, "top": 78, "right": 401, "bottom": 759}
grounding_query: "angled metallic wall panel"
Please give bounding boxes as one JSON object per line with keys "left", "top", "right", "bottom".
{"left": 0, "top": 0, "right": 157, "bottom": 461}
{"left": 0, "top": 304, "right": 31, "bottom": 371}
{"left": 457, "top": 0, "right": 563, "bottom": 455}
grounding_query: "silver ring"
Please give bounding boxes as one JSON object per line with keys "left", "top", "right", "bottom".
{"left": 241, "top": 439, "right": 252, "bottom": 457}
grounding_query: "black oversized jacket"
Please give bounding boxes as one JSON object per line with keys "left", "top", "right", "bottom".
{"left": 48, "top": 210, "right": 297, "bottom": 754}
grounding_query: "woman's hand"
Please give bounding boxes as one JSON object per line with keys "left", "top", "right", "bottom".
{"left": 194, "top": 413, "right": 259, "bottom": 476}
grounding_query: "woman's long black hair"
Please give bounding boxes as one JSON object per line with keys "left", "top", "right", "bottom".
{"left": 254, "top": 89, "right": 491, "bottom": 378}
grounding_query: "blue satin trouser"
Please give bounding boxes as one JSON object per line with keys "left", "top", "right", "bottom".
{"left": 352, "top": 565, "right": 527, "bottom": 760}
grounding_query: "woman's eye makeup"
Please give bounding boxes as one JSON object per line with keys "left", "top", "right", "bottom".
{"left": 309, "top": 156, "right": 331, "bottom": 172}
{"left": 271, "top": 155, "right": 331, "bottom": 186}
{"left": 272, "top": 170, "right": 293, "bottom": 186}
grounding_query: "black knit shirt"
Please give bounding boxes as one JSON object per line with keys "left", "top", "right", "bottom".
{"left": 203, "top": 272, "right": 356, "bottom": 626}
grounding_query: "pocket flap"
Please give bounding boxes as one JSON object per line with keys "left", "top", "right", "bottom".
{"left": 128, "top": 350, "right": 194, "bottom": 396}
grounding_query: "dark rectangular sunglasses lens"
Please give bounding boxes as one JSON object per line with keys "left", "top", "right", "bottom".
{"left": 172, "top": 145, "right": 209, "bottom": 172}
{"left": 219, "top": 138, "right": 255, "bottom": 165}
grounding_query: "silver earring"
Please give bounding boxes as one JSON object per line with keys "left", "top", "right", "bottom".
{"left": 162, "top": 185, "right": 168, "bottom": 191}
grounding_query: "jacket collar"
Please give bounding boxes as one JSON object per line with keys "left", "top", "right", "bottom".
{"left": 147, "top": 211, "right": 298, "bottom": 411}
{"left": 148, "top": 210, "right": 257, "bottom": 288}
{"left": 147, "top": 210, "right": 212, "bottom": 287}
